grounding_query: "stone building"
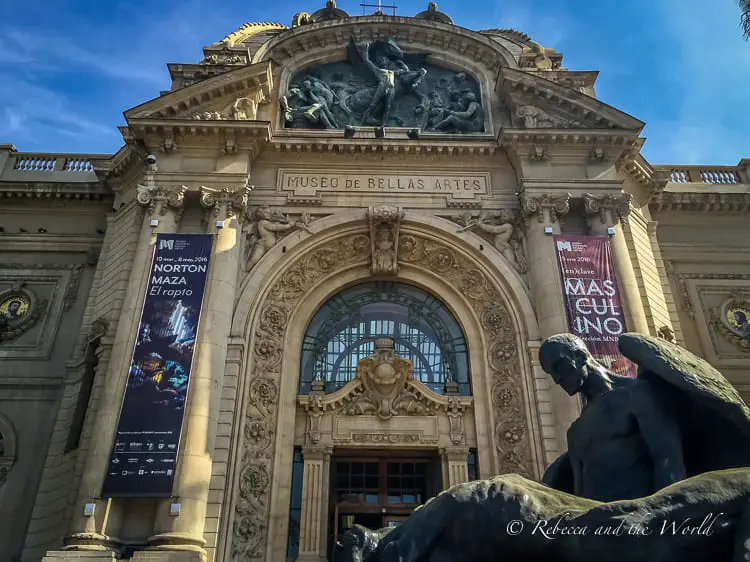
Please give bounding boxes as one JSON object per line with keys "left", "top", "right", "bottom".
{"left": 0, "top": 3, "right": 748, "bottom": 561}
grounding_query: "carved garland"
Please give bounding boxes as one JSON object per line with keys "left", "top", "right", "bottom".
{"left": 231, "top": 231, "right": 533, "bottom": 560}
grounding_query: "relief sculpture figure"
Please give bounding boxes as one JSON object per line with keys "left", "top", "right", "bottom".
{"left": 282, "top": 37, "right": 483, "bottom": 132}
{"left": 245, "top": 207, "right": 310, "bottom": 270}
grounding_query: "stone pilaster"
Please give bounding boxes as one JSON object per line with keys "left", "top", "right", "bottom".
{"left": 519, "top": 192, "right": 580, "bottom": 460}
{"left": 440, "top": 447, "right": 470, "bottom": 488}
{"left": 297, "top": 446, "right": 332, "bottom": 562}
{"left": 147, "top": 185, "right": 250, "bottom": 557}
{"left": 583, "top": 193, "right": 650, "bottom": 336}
{"left": 59, "top": 170, "right": 186, "bottom": 555}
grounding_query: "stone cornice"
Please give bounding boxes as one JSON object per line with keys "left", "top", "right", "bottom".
{"left": 253, "top": 15, "right": 517, "bottom": 72}
{"left": 499, "top": 129, "right": 640, "bottom": 149}
{"left": 270, "top": 136, "right": 498, "bottom": 156}
{"left": 125, "top": 61, "right": 273, "bottom": 120}
{"left": 650, "top": 190, "right": 750, "bottom": 213}
{"left": 0, "top": 182, "right": 110, "bottom": 201}
{"left": 497, "top": 67, "right": 645, "bottom": 131}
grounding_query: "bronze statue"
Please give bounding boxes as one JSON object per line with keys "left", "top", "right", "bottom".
{"left": 540, "top": 333, "right": 750, "bottom": 502}
{"left": 335, "top": 334, "right": 750, "bottom": 562}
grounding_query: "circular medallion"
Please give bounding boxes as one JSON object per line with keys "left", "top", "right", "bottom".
{"left": 0, "top": 294, "right": 31, "bottom": 323}
{"left": 725, "top": 304, "right": 750, "bottom": 337}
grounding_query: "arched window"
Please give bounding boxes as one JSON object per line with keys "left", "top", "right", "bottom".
{"left": 300, "top": 282, "right": 470, "bottom": 396}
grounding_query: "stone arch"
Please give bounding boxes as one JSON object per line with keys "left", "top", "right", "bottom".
{"left": 226, "top": 212, "right": 544, "bottom": 561}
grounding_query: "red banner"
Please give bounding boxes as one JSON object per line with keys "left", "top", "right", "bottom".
{"left": 553, "top": 235, "right": 637, "bottom": 378}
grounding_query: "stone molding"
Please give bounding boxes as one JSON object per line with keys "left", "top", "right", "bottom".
{"left": 651, "top": 190, "right": 750, "bottom": 213}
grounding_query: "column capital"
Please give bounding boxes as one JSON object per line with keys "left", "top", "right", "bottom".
{"left": 200, "top": 185, "right": 251, "bottom": 220}
{"left": 440, "top": 447, "right": 470, "bottom": 462}
{"left": 302, "top": 445, "right": 333, "bottom": 461}
{"left": 136, "top": 185, "right": 187, "bottom": 218}
{"left": 519, "top": 192, "right": 571, "bottom": 225}
{"left": 582, "top": 192, "right": 632, "bottom": 226}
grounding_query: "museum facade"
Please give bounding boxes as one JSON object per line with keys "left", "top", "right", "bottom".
{"left": 1, "top": 2, "right": 749, "bottom": 561}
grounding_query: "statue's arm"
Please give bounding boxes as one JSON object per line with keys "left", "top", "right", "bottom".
{"left": 263, "top": 222, "right": 295, "bottom": 233}
{"left": 541, "top": 452, "right": 576, "bottom": 494}
{"left": 631, "top": 383, "right": 686, "bottom": 490}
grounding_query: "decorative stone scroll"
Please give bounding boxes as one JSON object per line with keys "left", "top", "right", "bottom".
{"left": 519, "top": 193, "right": 571, "bottom": 225}
{"left": 230, "top": 231, "right": 533, "bottom": 561}
{"left": 583, "top": 192, "right": 632, "bottom": 225}
{"left": 200, "top": 185, "right": 251, "bottom": 219}
{"left": 368, "top": 205, "right": 405, "bottom": 275}
{"left": 135, "top": 164, "right": 187, "bottom": 217}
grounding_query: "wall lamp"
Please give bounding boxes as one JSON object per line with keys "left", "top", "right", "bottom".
{"left": 407, "top": 128, "right": 421, "bottom": 140}
{"left": 344, "top": 125, "right": 356, "bottom": 139}
{"left": 374, "top": 126, "right": 386, "bottom": 139}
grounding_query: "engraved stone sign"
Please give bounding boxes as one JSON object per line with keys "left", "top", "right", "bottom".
{"left": 277, "top": 170, "right": 489, "bottom": 202}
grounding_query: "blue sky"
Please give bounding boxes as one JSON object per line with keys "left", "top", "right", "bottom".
{"left": 1, "top": 0, "right": 748, "bottom": 165}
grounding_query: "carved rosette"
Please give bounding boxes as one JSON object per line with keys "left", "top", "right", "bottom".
{"left": 582, "top": 192, "right": 632, "bottom": 225}
{"left": 232, "top": 234, "right": 371, "bottom": 561}
{"left": 200, "top": 185, "right": 251, "bottom": 220}
{"left": 519, "top": 193, "right": 571, "bottom": 225}
{"left": 136, "top": 184, "right": 187, "bottom": 218}
{"left": 368, "top": 205, "right": 405, "bottom": 275}
{"left": 714, "top": 292, "right": 750, "bottom": 352}
{"left": 397, "top": 235, "right": 534, "bottom": 475}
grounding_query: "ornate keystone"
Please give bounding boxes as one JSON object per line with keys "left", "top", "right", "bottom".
{"left": 368, "top": 205, "right": 405, "bottom": 275}
{"left": 519, "top": 193, "right": 571, "bottom": 225}
{"left": 582, "top": 192, "right": 632, "bottom": 225}
{"left": 200, "top": 185, "right": 251, "bottom": 220}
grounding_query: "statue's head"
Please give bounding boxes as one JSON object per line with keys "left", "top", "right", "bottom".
{"left": 463, "top": 92, "right": 477, "bottom": 104}
{"left": 539, "top": 334, "right": 592, "bottom": 396}
{"left": 255, "top": 206, "right": 272, "bottom": 220}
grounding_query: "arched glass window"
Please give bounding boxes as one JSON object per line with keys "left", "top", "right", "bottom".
{"left": 300, "top": 282, "right": 470, "bottom": 396}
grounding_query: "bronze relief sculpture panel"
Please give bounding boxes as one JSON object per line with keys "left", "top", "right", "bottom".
{"left": 281, "top": 37, "right": 484, "bottom": 133}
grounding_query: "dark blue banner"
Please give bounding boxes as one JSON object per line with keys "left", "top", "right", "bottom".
{"left": 102, "top": 234, "right": 213, "bottom": 497}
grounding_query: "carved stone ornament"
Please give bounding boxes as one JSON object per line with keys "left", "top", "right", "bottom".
{"left": 192, "top": 96, "right": 260, "bottom": 121}
{"left": 583, "top": 192, "right": 632, "bottom": 225}
{"left": 368, "top": 205, "right": 405, "bottom": 275}
{"left": 451, "top": 211, "right": 528, "bottom": 273}
{"left": 298, "top": 338, "right": 472, "bottom": 429}
{"left": 136, "top": 166, "right": 187, "bottom": 217}
{"left": 0, "top": 285, "right": 47, "bottom": 342}
{"left": 515, "top": 105, "right": 581, "bottom": 129}
{"left": 200, "top": 185, "right": 251, "bottom": 220}
{"left": 232, "top": 232, "right": 532, "bottom": 561}
{"left": 519, "top": 193, "right": 571, "bottom": 225}
{"left": 244, "top": 207, "right": 313, "bottom": 271}
{"left": 714, "top": 292, "right": 750, "bottom": 351}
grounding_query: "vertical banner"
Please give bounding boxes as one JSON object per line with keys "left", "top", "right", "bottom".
{"left": 102, "top": 234, "right": 213, "bottom": 497}
{"left": 553, "top": 235, "right": 637, "bottom": 378}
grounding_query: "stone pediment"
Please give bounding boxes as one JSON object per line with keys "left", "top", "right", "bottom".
{"left": 497, "top": 67, "right": 644, "bottom": 131}
{"left": 124, "top": 61, "right": 274, "bottom": 122}
{"left": 297, "top": 338, "right": 472, "bottom": 445}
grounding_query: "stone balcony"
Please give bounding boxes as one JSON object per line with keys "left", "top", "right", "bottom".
{"left": 0, "top": 144, "right": 112, "bottom": 201}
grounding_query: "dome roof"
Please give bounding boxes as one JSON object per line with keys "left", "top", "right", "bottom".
{"left": 216, "top": 21, "right": 287, "bottom": 47}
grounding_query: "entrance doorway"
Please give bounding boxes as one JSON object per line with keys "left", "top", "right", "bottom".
{"left": 328, "top": 451, "right": 442, "bottom": 557}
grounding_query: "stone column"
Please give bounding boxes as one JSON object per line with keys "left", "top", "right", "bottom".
{"left": 440, "top": 447, "right": 470, "bottom": 488}
{"left": 297, "top": 446, "right": 332, "bottom": 562}
{"left": 147, "top": 186, "right": 250, "bottom": 556}
{"left": 583, "top": 193, "right": 650, "bottom": 336}
{"left": 519, "top": 193, "right": 580, "bottom": 458}
{"left": 61, "top": 168, "right": 186, "bottom": 552}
